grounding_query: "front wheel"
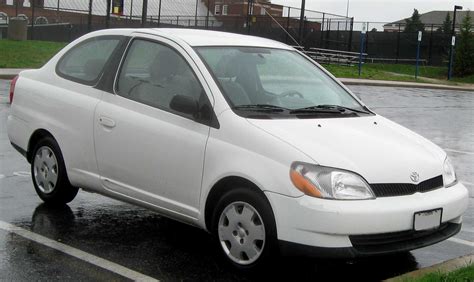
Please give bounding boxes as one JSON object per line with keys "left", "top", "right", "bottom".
{"left": 31, "top": 137, "right": 79, "bottom": 205}
{"left": 212, "top": 188, "right": 278, "bottom": 270}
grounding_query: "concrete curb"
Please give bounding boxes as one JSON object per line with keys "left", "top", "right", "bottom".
{"left": 0, "top": 69, "right": 23, "bottom": 80}
{"left": 1, "top": 69, "right": 473, "bottom": 92}
{"left": 339, "top": 78, "right": 474, "bottom": 92}
{"left": 384, "top": 254, "right": 474, "bottom": 281}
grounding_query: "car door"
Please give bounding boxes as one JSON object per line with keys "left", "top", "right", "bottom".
{"left": 47, "top": 35, "right": 125, "bottom": 190}
{"left": 94, "top": 35, "right": 215, "bottom": 219}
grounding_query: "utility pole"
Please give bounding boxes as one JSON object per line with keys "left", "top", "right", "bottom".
{"left": 247, "top": 0, "right": 253, "bottom": 34}
{"left": 415, "top": 31, "right": 422, "bottom": 79}
{"left": 206, "top": 0, "right": 210, "bottom": 28}
{"left": 157, "top": 0, "right": 161, "bottom": 26}
{"left": 105, "top": 0, "right": 111, "bottom": 28}
{"left": 448, "top": 5, "right": 462, "bottom": 80}
{"left": 87, "top": 0, "right": 93, "bottom": 32}
{"left": 195, "top": 0, "right": 198, "bottom": 26}
{"left": 141, "top": 0, "right": 148, "bottom": 27}
{"left": 346, "top": 0, "right": 350, "bottom": 18}
{"left": 298, "top": 0, "right": 306, "bottom": 45}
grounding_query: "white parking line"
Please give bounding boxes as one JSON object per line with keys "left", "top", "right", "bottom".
{"left": 448, "top": 237, "right": 474, "bottom": 247}
{"left": 12, "top": 171, "right": 31, "bottom": 177}
{"left": 0, "top": 220, "right": 159, "bottom": 281}
{"left": 444, "top": 149, "right": 474, "bottom": 155}
{"left": 462, "top": 181, "right": 474, "bottom": 187}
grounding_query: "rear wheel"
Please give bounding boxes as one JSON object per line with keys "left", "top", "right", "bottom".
{"left": 31, "top": 137, "right": 78, "bottom": 205}
{"left": 212, "top": 187, "right": 277, "bottom": 270}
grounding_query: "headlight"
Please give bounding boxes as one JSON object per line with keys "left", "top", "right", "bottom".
{"left": 290, "top": 162, "right": 375, "bottom": 200}
{"left": 443, "top": 157, "right": 457, "bottom": 187}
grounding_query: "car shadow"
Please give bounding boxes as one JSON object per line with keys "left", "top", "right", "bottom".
{"left": 23, "top": 203, "right": 419, "bottom": 281}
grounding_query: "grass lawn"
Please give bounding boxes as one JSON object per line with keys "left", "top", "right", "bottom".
{"left": 0, "top": 40, "right": 67, "bottom": 69}
{"left": 322, "top": 63, "right": 474, "bottom": 85}
{"left": 401, "top": 264, "right": 474, "bottom": 282}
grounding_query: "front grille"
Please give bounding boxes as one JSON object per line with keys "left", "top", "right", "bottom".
{"left": 349, "top": 223, "right": 460, "bottom": 255}
{"left": 370, "top": 175, "right": 443, "bottom": 197}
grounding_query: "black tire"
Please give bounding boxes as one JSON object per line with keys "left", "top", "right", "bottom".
{"left": 30, "top": 136, "right": 78, "bottom": 205}
{"left": 211, "top": 187, "right": 278, "bottom": 270}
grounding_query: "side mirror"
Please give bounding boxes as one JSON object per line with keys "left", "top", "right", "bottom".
{"left": 170, "top": 95, "right": 199, "bottom": 116}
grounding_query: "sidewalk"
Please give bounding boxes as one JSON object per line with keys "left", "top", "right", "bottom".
{"left": 385, "top": 254, "right": 474, "bottom": 281}
{"left": 0, "top": 69, "right": 24, "bottom": 79}
{"left": 340, "top": 77, "right": 474, "bottom": 91}
{"left": 1, "top": 68, "right": 473, "bottom": 92}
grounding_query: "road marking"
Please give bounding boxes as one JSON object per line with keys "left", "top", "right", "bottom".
{"left": 444, "top": 149, "right": 474, "bottom": 155}
{"left": 462, "top": 181, "right": 474, "bottom": 187}
{"left": 13, "top": 171, "right": 30, "bottom": 177}
{"left": 0, "top": 220, "right": 159, "bottom": 281}
{"left": 448, "top": 237, "right": 474, "bottom": 247}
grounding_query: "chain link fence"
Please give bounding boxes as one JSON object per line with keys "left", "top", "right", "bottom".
{"left": 0, "top": 0, "right": 460, "bottom": 67}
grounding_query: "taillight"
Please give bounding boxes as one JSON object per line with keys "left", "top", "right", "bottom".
{"left": 9, "top": 75, "right": 19, "bottom": 104}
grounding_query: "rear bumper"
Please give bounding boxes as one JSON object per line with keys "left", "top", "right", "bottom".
{"left": 7, "top": 114, "right": 31, "bottom": 159}
{"left": 279, "top": 222, "right": 461, "bottom": 258}
{"left": 265, "top": 181, "right": 468, "bottom": 255}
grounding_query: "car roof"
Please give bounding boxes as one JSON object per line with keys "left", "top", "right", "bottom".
{"left": 94, "top": 28, "right": 293, "bottom": 50}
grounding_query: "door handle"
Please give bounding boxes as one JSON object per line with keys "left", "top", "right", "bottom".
{"left": 98, "top": 116, "right": 116, "bottom": 128}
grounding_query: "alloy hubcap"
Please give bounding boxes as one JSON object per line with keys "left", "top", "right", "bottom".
{"left": 33, "top": 146, "right": 58, "bottom": 194}
{"left": 218, "top": 201, "right": 265, "bottom": 265}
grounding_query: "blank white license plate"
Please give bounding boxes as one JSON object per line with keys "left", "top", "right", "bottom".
{"left": 414, "top": 209, "right": 442, "bottom": 231}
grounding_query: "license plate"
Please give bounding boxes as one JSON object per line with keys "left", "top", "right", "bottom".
{"left": 413, "top": 208, "right": 442, "bottom": 231}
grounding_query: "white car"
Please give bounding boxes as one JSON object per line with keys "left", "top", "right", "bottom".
{"left": 7, "top": 29, "right": 468, "bottom": 269}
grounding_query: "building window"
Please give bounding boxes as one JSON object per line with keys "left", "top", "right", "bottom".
{"left": 215, "top": 4, "right": 221, "bottom": 15}
{"left": 222, "top": 5, "right": 228, "bottom": 16}
{"left": 261, "top": 7, "right": 266, "bottom": 15}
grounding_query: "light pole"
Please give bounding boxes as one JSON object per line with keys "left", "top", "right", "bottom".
{"left": 346, "top": 0, "right": 350, "bottom": 18}
{"left": 448, "top": 5, "right": 462, "bottom": 80}
{"left": 298, "top": 0, "right": 306, "bottom": 45}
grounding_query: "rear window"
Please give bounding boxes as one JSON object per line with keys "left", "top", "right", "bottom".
{"left": 57, "top": 36, "right": 121, "bottom": 85}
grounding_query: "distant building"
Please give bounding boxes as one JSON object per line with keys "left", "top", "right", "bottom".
{"left": 383, "top": 10, "right": 470, "bottom": 32}
{"left": 208, "top": 0, "right": 283, "bottom": 17}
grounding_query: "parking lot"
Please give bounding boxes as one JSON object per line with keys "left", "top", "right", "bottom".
{"left": 0, "top": 79, "right": 473, "bottom": 281}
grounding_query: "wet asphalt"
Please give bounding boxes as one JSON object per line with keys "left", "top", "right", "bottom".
{"left": 0, "top": 79, "right": 473, "bottom": 281}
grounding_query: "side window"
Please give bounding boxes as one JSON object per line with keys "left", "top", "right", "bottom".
{"left": 116, "top": 39, "right": 203, "bottom": 118}
{"left": 57, "top": 37, "right": 121, "bottom": 85}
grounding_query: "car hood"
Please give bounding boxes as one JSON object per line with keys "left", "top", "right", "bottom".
{"left": 247, "top": 115, "right": 446, "bottom": 184}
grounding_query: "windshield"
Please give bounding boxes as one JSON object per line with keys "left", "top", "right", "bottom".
{"left": 196, "top": 46, "right": 370, "bottom": 118}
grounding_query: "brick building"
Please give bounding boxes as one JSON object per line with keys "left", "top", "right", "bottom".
{"left": 0, "top": 0, "right": 44, "bottom": 7}
{"left": 208, "top": 0, "right": 283, "bottom": 17}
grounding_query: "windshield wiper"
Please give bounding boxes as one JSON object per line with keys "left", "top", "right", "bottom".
{"left": 290, "top": 104, "right": 370, "bottom": 114}
{"left": 233, "top": 104, "right": 289, "bottom": 112}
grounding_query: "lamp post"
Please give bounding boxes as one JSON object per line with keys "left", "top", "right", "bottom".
{"left": 346, "top": 0, "right": 350, "bottom": 18}
{"left": 298, "top": 0, "right": 306, "bottom": 44}
{"left": 447, "top": 5, "right": 462, "bottom": 80}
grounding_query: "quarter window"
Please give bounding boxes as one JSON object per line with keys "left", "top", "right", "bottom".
{"left": 116, "top": 39, "right": 203, "bottom": 118}
{"left": 57, "top": 37, "right": 120, "bottom": 84}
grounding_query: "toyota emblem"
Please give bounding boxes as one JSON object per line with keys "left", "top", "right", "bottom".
{"left": 410, "top": 172, "right": 420, "bottom": 183}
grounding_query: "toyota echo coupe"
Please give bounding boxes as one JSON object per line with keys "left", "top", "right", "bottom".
{"left": 7, "top": 29, "right": 468, "bottom": 269}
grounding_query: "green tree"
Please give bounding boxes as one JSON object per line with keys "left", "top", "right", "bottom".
{"left": 442, "top": 12, "right": 452, "bottom": 33}
{"left": 454, "top": 11, "right": 474, "bottom": 77}
{"left": 404, "top": 9, "right": 425, "bottom": 32}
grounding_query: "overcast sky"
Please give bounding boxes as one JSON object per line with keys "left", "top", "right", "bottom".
{"left": 271, "top": 0, "right": 474, "bottom": 23}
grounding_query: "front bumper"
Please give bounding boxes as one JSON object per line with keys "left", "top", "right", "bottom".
{"left": 265, "top": 181, "right": 468, "bottom": 258}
